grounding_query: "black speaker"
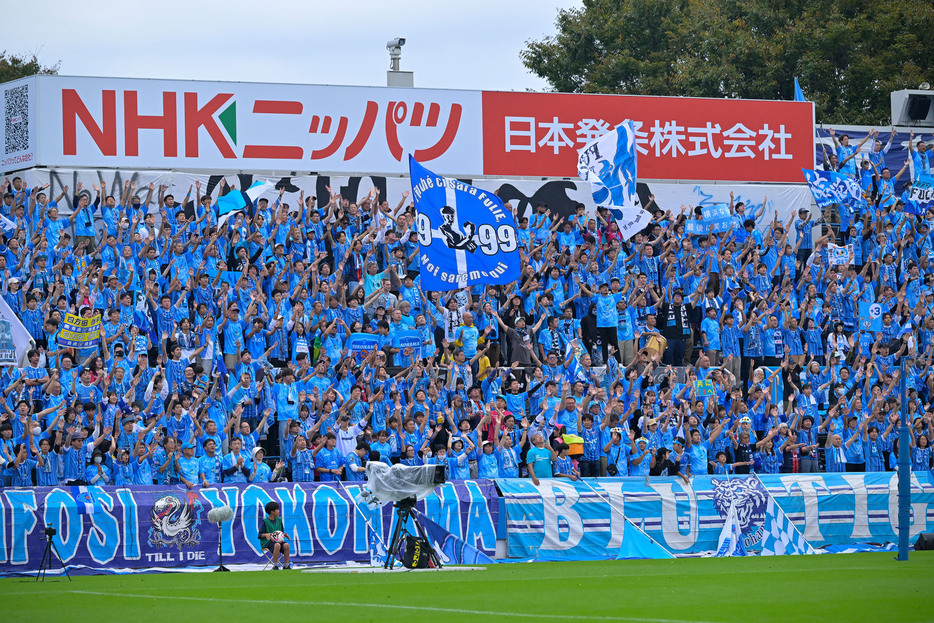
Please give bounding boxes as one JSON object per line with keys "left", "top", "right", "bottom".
{"left": 914, "top": 533, "right": 934, "bottom": 550}
{"left": 907, "top": 95, "right": 932, "bottom": 121}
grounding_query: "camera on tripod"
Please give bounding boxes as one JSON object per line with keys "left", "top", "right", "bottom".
{"left": 358, "top": 462, "right": 447, "bottom": 570}
{"left": 36, "top": 524, "right": 70, "bottom": 581}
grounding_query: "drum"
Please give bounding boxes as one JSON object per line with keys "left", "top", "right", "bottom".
{"left": 644, "top": 334, "right": 668, "bottom": 359}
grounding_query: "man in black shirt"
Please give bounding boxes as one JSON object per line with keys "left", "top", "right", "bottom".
{"left": 657, "top": 286, "right": 703, "bottom": 366}
{"left": 649, "top": 447, "right": 690, "bottom": 484}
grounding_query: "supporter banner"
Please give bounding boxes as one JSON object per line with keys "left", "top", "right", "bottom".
{"left": 20, "top": 168, "right": 813, "bottom": 234}
{"left": 0, "top": 480, "right": 498, "bottom": 574}
{"left": 482, "top": 91, "right": 814, "bottom": 182}
{"left": 827, "top": 243, "right": 854, "bottom": 266}
{"left": 859, "top": 302, "right": 883, "bottom": 332}
{"left": 498, "top": 473, "right": 934, "bottom": 559}
{"left": 58, "top": 313, "right": 102, "bottom": 348}
{"left": 907, "top": 174, "right": 934, "bottom": 216}
{"left": 813, "top": 127, "right": 916, "bottom": 194}
{"left": 7, "top": 75, "right": 812, "bottom": 181}
{"left": 346, "top": 332, "right": 379, "bottom": 361}
{"left": 409, "top": 156, "right": 520, "bottom": 290}
{"left": 802, "top": 168, "right": 863, "bottom": 208}
{"left": 394, "top": 329, "right": 423, "bottom": 367}
{"left": 0, "top": 292, "right": 33, "bottom": 366}
{"left": 685, "top": 204, "right": 733, "bottom": 236}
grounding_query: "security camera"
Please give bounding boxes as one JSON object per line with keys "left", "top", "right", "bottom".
{"left": 387, "top": 37, "right": 406, "bottom": 71}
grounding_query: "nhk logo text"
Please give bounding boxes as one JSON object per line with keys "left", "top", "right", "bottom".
{"left": 62, "top": 89, "right": 237, "bottom": 158}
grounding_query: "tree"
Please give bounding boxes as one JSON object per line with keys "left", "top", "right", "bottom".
{"left": 522, "top": 0, "right": 934, "bottom": 125}
{"left": 0, "top": 51, "right": 59, "bottom": 84}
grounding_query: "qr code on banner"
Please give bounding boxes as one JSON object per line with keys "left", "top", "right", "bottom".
{"left": 5, "top": 84, "right": 29, "bottom": 154}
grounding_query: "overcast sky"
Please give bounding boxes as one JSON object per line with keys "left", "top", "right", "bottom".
{"left": 5, "top": 0, "right": 581, "bottom": 91}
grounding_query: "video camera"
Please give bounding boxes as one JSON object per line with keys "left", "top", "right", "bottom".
{"left": 358, "top": 463, "right": 446, "bottom": 510}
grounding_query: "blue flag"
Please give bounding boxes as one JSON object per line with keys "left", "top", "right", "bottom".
{"left": 216, "top": 189, "right": 247, "bottom": 217}
{"left": 409, "top": 156, "right": 520, "bottom": 291}
{"left": 906, "top": 174, "right": 934, "bottom": 216}
{"left": 715, "top": 499, "right": 748, "bottom": 557}
{"left": 802, "top": 168, "right": 863, "bottom": 208}
{"left": 416, "top": 511, "right": 496, "bottom": 565}
{"left": 793, "top": 78, "right": 805, "bottom": 102}
{"left": 859, "top": 302, "right": 883, "bottom": 333}
{"left": 578, "top": 121, "right": 639, "bottom": 211}
{"left": 346, "top": 332, "right": 379, "bottom": 361}
{"left": 70, "top": 486, "right": 101, "bottom": 515}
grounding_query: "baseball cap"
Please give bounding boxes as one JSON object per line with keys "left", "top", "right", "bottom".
{"left": 181, "top": 442, "right": 196, "bottom": 450}
{"left": 739, "top": 416, "right": 751, "bottom": 424}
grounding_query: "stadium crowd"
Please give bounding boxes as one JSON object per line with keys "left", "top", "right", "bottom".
{"left": 1, "top": 131, "right": 934, "bottom": 489}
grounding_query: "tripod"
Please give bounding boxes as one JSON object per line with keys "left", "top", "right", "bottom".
{"left": 36, "top": 528, "right": 71, "bottom": 582}
{"left": 383, "top": 497, "right": 442, "bottom": 570}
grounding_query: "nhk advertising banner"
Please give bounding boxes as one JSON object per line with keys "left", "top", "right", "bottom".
{"left": 58, "top": 313, "right": 102, "bottom": 348}
{"left": 7, "top": 76, "right": 813, "bottom": 182}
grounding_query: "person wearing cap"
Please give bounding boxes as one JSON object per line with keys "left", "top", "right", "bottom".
{"left": 250, "top": 446, "right": 275, "bottom": 483}
{"left": 176, "top": 440, "right": 201, "bottom": 489}
{"left": 576, "top": 280, "right": 621, "bottom": 365}
{"left": 84, "top": 449, "right": 111, "bottom": 485}
{"left": 603, "top": 427, "right": 631, "bottom": 477}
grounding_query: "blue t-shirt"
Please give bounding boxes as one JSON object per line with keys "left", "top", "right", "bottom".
{"left": 701, "top": 317, "right": 721, "bottom": 351}
{"left": 526, "top": 446, "right": 553, "bottom": 480}
{"left": 594, "top": 293, "right": 621, "bottom": 328}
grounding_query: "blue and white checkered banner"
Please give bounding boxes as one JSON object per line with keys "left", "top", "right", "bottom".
{"left": 759, "top": 496, "right": 817, "bottom": 556}
{"left": 409, "top": 155, "right": 520, "bottom": 291}
{"left": 802, "top": 168, "right": 863, "bottom": 209}
{"left": 498, "top": 473, "right": 934, "bottom": 559}
{"left": 906, "top": 174, "right": 934, "bottom": 216}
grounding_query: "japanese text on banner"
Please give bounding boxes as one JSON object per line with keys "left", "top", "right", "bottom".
{"left": 59, "top": 313, "right": 102, "bottom": 348}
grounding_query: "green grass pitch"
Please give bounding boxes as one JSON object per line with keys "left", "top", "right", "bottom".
{"left": 2, "top": 553, "right": 931, "bottom": 622}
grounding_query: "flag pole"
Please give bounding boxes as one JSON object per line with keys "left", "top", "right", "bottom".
{"left": 896, "top": 356, "right": 910, "bottom": 560}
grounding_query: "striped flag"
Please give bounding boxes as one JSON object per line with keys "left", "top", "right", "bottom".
{"left": 70, "top": 486, "right": 100, "bottom": 515}
{"left": 564, "top": 340, "right": 587, "bottom": 385}
{"left": 715, "top": 499, "right": 747, "bottom": 557}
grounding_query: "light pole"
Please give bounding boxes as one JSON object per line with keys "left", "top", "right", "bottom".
{"left": 896, "top": 356, "right": 910, "bottom": 560}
